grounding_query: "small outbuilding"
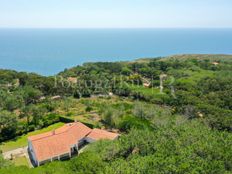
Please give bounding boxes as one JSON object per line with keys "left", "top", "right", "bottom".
{"left": 51, "top": 95, "right": 61, "bottom": 100}
{"left": 67, "top": 77, "right": 78, "bottom": 84}
{"left": 212, "top": 62, "right": 219, "bottom": 66}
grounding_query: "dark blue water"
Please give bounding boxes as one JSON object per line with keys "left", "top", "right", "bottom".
{"left": 0, "top": 29, "right": 231, "bottom": 76}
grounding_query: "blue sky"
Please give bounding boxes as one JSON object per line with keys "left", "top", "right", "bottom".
{"left": 0, "top": 0, "right": 231, "bottom": 28}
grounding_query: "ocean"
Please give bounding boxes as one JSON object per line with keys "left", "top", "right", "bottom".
{"left": 0, "top": 28, "right": 231, "bottom": 76}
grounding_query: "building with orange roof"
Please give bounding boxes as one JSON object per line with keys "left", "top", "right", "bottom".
{"left": 28, "top": 122, "right": 119, "bottom": 166}
{"left": 86, "top": 128, "right": 119, "bottom": 142}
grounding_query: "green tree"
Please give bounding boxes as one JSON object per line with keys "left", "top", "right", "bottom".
{"left": 17, "top": 86, "right": 43, "bottom": 105}
{"left": 0, "top": 111, "right": 18, "bottom": 141}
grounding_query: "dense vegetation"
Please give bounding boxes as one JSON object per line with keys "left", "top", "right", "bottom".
{"left": 0, "top": 54, "right": 232, "bottom": 173}
{"left": 1, "top": 115, "right": 232, "bottom": 174}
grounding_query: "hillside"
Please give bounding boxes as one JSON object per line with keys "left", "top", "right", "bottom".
{"left": 165, "top": 54, "right": 232, "bottom": 62}
{"left": 0, "top": 54, "right": 232, "bottom": 174}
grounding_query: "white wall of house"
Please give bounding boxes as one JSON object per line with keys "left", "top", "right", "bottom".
{"left": 28, "top": 140, "right": 39, "bottom": 166}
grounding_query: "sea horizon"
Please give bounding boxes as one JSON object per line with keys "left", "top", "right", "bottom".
{"left": 0, "top": 28, "right": 232, "bottom": 76}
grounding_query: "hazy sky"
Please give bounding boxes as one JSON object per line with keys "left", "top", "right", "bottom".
{"left": 0, "top": 0, "right": 231, "bottom": 28}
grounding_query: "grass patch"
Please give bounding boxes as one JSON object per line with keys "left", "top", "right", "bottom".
{"left": 128, "top": 84, "right": 169, "bottom": 103}
{"left": 0, "top": 122, "right": 64, "bottom": 152}
{"left": 71, "top": 114, "right": 101, "bottom": 126}
{"left": 129, "top": 85, "right": 160, "bottom": 95}
{"left": 118, "top": 115, "right": 153, "bottom": 131}
{"left": 12, "top": 156, "right": 29, "bottom": 167}
{"left": 175, "top": 69, "right": 215, "bottom": 84}
{"left": 56, "top": 97, "right": 131, "bottom": 127}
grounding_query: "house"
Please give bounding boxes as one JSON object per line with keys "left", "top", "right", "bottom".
{"left": 28, "top": 122, "right": 119, "bottom": 166}
{"left": 143, "top": 82, "right": 150, "bottom": 88}
{"left": 50, "top": 95, "right": 61, "bottom": 100}
{"left": 108, "top": 92, "right": 114, "bottom": 96}
{"left": 141, "top": 76, "right": 151, "bottom": 88}
{"left": 39, "top": 96, "right": 46, "bottom": 101}
{"left": 67, "top": 77, "right": 78, "bottom": 84}
{"left": 212, "top": 62, "right": 219, "bottom": 66}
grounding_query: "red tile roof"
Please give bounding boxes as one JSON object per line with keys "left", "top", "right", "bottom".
{"left": 28, "top": 123, "right": 119, "bottom": 162}
{"left": 87, "top": 128, "right": 119, "bottom": 141}
{"left": 29, "top": 122, "right": 92, "bottom": 162}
